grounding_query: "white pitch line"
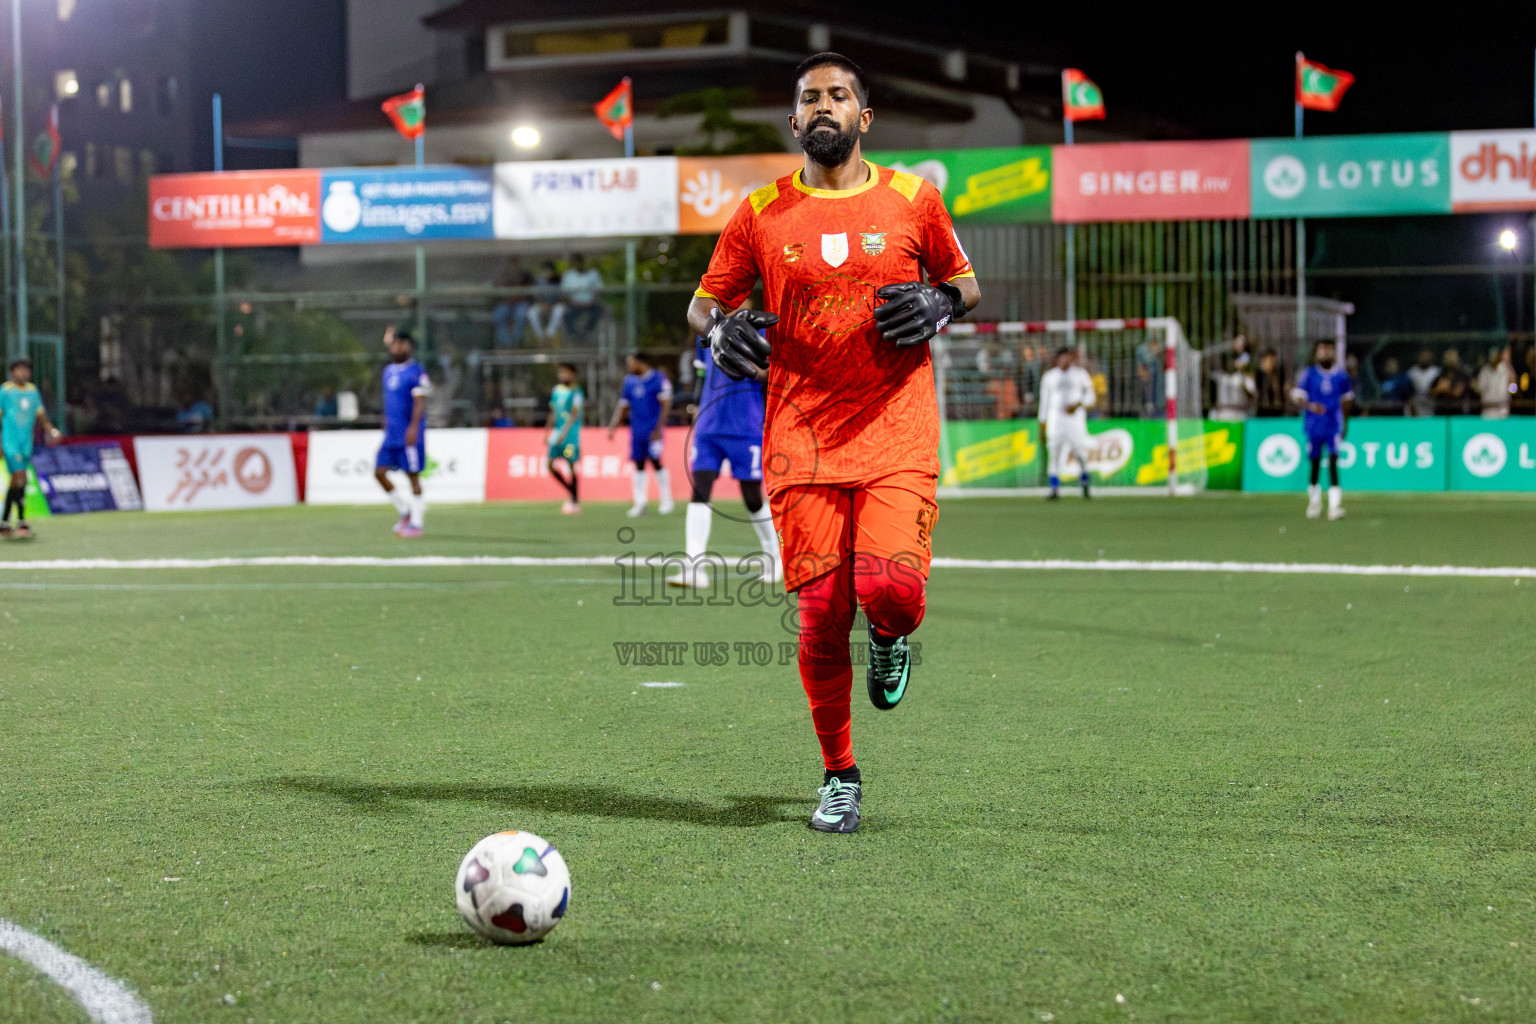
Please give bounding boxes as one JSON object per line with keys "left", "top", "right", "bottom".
{"left": 0, "top": 555, "right": 1526, "bottom": 579}
{"left": 0, "top": 918, "right": 153, "bottom": 1024}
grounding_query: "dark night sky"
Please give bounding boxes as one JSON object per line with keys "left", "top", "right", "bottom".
{"left": 190, "top": 1, "right": 1536, "bottom": 147}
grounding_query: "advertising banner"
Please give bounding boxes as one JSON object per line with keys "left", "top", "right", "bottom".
{"left": 1449, "top": 419, "right": 1536, "bottom": 491}
{"left": 1250, "top": 133, "right": 1450, "bottom": 218}
{"left": 869, "top": 147, "right": 1053, "bottom": 223}
{"left": 1450, "top": 130, "right": 1536, "bottom": 211}
{"left": 1052, "top": 140, "right": 1249, "bottom": 222}
{"left": 938, "top": 419, "right": 1242, "bottom": 490}
{"left": 484, "top": 427, "right": 731, "bottom": 502}
{"left": 149, "top": 170, "right": 321, "bottom": 248}
{"left": 305, "top": 429, "right": 488, "bottom": 505}
{"left": 319, "top": 167, "right": 494, "bottom": 243}
{"left": 33, "top": 443, "right": 143, "bottom": 514}
{"left": 134, "top": 434, "right": 299, "bottom": 511}
{"left": 493, "top": 158, "right": 680, "bottom": 238}
{"left": 676, "top": 154, "right": 801, "bottom": 234}
{"left": 1243, "top": 418, "right": 1447, "bottom": 492}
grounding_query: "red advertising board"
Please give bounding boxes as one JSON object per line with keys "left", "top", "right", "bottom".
{"left": 1052, "top": 140, "right": 1250, "bottom": 222}
{"left": 485, "top": 427, "right": 740, "bottom": 502}
{"left": 149, "top": 170, "right": 322, "bottom": 248}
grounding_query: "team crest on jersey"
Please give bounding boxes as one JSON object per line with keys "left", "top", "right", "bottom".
{"left": 782, "top": 242, "right": 805, "bottom": 263}
{"left": 821, "top": 232, "right": 849, "bottom": 268}
{"left": 860, "top": 232, "right": 886, "bottom": 256}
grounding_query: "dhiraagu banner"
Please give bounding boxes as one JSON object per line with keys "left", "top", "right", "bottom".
{"left": 1250, "top": 133, "right": 1451, "bottom": 218}
{"left": 870, "top": 147, "right": 1052, "bottom": 223}
{"left": 939, "top": 419, "right": 1241, "bottom": 490}
{"left": 1244, "top": 418, "right": 1447, "bottom": 491}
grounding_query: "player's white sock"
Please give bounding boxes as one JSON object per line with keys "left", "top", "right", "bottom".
{"left": 655, "top": 468, "right": 674, "bottom": 512}
{"left": 630, "top": 470, "right": 647, "bottom": 510}
{"left": 750, "top": 511, "right": 781, "bottom": 579}
{"left": 409, "top": 493, "right": 425, "bottom": 529}
{"left": 1328, "top": 486, "right": 1343, "bottom": 512}
{"left": 387, "top": 487, "right": 410, "bottom": 517}
{"left": 685, "top": 502, "right": 711, "bottom": 559}
{"left": 1307, "top": 484, "right": 1321, "bottom": 503}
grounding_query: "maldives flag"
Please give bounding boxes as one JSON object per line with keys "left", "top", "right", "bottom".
{"left": 594, "top": 77, "right": 633, "bottom": 140}
{"left": 382, "top": 85, "right": 426, "bottom": 140}
{"left": 29, "top": 103, "right": 61, "bottom": 177}
{"left": 1296, "top": 54, "right": 1354, "bottom": 112}
{"left": 1062, "top": 69, "right": 1105, "bottom": 122}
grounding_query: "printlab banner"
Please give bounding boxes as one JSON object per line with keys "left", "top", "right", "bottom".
{"left": 1250, "top": 133, "right": 1450, "bottom": 217}
{"left": 870, "top": 147, "right": 1053, "bottom": 223}
{"left": 305, "top": 429, "right": 489, "bottom": 505}
{"left": 1243, "top": 418, "right": 1447, "bottom": 492}
{"left": 493, "top": 158, "right": 680, "bottom": 238}
{"left": 134, "top": 434, "right": 299, "bottom": 511}
{"left": 33, "top": 442, "right": 143, "bottom": 514}
{"left": 320, "top": 167, "right": 494, "bottom": 243}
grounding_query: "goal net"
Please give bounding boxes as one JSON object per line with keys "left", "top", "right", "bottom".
{"left": 932, "top": 318, "right": 1207, "bottom": 496}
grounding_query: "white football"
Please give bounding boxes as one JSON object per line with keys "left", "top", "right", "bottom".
{"left": 455, "top": 830, "right": 571, "bottom": 945}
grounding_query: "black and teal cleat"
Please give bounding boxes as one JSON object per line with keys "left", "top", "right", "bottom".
{"left": 808, "top": 776, "right": 862, "bottom": 833}
{"left": 866, "top": 628, "right": 911, "bottom": 710}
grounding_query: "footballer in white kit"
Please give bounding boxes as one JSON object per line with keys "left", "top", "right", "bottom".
{"left": 1038, "top": 347, "right": 1096, "bottom": 499}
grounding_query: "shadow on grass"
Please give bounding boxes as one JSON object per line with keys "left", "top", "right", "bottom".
{"left": 263, "top": 776, "right": 803, "bottom": 828}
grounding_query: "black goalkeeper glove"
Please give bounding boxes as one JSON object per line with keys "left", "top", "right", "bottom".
{"left": 873, "top": 281, "right": 966, "bottom": 347}
{"left": 706, "top": 307, "right": 778, "bottom": 381}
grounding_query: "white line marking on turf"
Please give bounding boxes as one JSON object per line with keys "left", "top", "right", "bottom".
{"left": 640, "top": 681, "right": 687, "bottom": 688}
{"left": 0, "top": 918, "right": 153, "bottom": 1024}
{"left": 0, "top": 555, "right": 1527, "bottom": 579}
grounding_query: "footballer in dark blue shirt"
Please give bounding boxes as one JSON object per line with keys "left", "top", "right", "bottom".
{"left": 374, "top": 327, "right": 431, "bottom": 537}
{"left": 1290, "top": 338, "right": 1354, "bottom": 521}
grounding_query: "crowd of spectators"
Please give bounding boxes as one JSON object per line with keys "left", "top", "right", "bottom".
{"left": 490, "top": 253, "right": 608, "bottom": 348}
{"left": 1206, "top": 337, "right": 1535, "bottom": 420}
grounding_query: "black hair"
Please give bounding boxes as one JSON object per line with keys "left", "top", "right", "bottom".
{"left": 794, "top": 52, "right": 869, "bottom": 108}
{"left": 1054, "top": 346, "right": 1073, "bottom": 360}
{"left": 557, "top": 361, "right": 578, "bottom": 374}
{"left": 9, "top": 357, "right": 31, "bottom": 372}
{"left": 393, "top": 329, "right": 415, "bottom": 347}
{"left": 628, "top": 350, "right": 653, "bottom": 367}
{"left": 1314, "top": 338, "right": 1336, "bottom": 352}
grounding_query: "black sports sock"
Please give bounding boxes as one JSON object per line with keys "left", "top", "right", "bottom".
{"left": 3, "top": 489, "right": 18, "bottom": 521}
{"left": 825, "top": 765, "right": 861, "bottom": 786}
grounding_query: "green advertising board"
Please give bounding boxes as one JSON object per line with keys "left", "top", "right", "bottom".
{"left": 939, "top": 419, "right": 1242, "bottom": 490}
{"left": 1449, "top": 419, "right": 1536, "bottom": 491}
{"left": 1243, "top": 418, "right": 1448, "bottom": 491}
{"left": 1250, "top": 133, "right": 1451, "bottom": 218}
{"left": 870, "top": 147, "right": 1052, "bottom": 223}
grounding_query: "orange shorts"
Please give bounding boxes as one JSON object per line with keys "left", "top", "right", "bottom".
{"left": 769, "top": 469, "right": 939, "bottom": 592}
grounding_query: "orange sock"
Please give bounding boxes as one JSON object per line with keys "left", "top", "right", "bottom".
{"left": 796, "top": 562, "right": 857, "bottom": 770}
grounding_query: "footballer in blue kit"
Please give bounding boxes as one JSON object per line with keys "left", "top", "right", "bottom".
{"left": 373, "top": 327, "right": 431, "bottom": 537}
{"left": 1291, "top": 338, "right": 1354, "bottom": 521}
{"left": 606, "top": 351, "right": 674, "bottom": 517}
{"left": 670, "top": 329, "right": 782, "bottom": 588}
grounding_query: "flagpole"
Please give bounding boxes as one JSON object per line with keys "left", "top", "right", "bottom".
{"left": 52, "top": 149, "right": 63, "bottom": 428}
{"left": 0, "top": 92, "right": 12, "bottom": 362}
{"left": 12, "top": 0, "right": 27, "bottom": 360}
{"left": 623, "top": 77, "right": 637, "bottom": 362}
{"left": 1061, "top": 71, "right": 1076, "bottom": 352}
{"left": 1294, "top": 52, "right": 1306, "bottom": 358}
{"left": 213, "top": 93, "right": 228, "bottom": 429}
{"left": 413, "top": 84, "right": 427, "bottom": 362}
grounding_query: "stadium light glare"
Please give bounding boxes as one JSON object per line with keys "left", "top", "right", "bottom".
{"left": 511, "top": 125, "right": 540, "bottom": 149}
{"left": 1498, "top": 228, "right": 1518, "bottom": 251}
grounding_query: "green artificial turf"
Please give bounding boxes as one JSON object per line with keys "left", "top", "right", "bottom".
{"left": 0, "top": 496, "right": 1531, "bottom": 1023}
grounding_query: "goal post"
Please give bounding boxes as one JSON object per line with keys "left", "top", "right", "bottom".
{"left": 933, "top": 317, "right": 1206, "bottom": 496}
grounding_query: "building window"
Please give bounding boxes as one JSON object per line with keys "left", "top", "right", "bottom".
{"left": 138, "top": 149, "right": 155, "bottom": 178}
{"left": 114, "top": 146, "right": 133, "bottom": 183}
{"left": 119, "top": 78, "right": 132, "bottom": 114}
{"left": 156, "top": 75, "right": 178, "bottom": 116}
{"left": 57, "top": 0, "right": 76, "bottom": 21}
{"left": 84, "top": 142, "right": 96, "bottom": 178}
{"left": 60, "top": 151, "right": 77, "bottom": 179}
{"left": 96, "top": 81, "right": 111, "bottom": 108}
{"left": 55, "top": 69, "right": 80, "bottom": 100}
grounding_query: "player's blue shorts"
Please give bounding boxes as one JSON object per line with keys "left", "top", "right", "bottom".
{"left": 377, "top": 440, "right": 426, "bottom": 474}
{"left": 630, "top": 433, "right": 663, "bottom": 465}
{"left": 3, "top": 445, "right": 31, "bottom": 474}
{"left": 690, "top": 433, "right": 761, "bottom": 481}
{"left": 1306, "top": 432, "right": 1342, "bottom": 461}
{"left": 548, "top": 440, "right": 580, "bottom": 464}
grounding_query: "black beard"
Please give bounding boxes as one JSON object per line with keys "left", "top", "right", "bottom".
{"left": 799, "top": 120, "right": 858, "bottom": 168}
{"left": 1317, "top": 358, "right": 1334, "bottom": 369}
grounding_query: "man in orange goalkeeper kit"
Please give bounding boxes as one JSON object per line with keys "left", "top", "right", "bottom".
{"left": 686, "top": 52, "right": 980, "bottom": 833}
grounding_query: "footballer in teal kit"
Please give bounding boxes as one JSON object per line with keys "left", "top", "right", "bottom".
{"left": 1, "top": 358, "right": 62, "bottom": 539}
{"left": 547, "top": 362, "right": 584, "bottom": 514}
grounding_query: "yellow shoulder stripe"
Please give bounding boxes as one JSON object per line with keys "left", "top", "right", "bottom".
{"left": 888, "top": 170, "right": 924, "bottom": 203}
{"left": 748, "top": 181, "right": 780, "bottom": 215}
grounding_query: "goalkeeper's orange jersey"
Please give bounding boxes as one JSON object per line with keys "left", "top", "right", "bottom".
{"left": 696, "top": 160, "right": 974, "bottom": 489}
